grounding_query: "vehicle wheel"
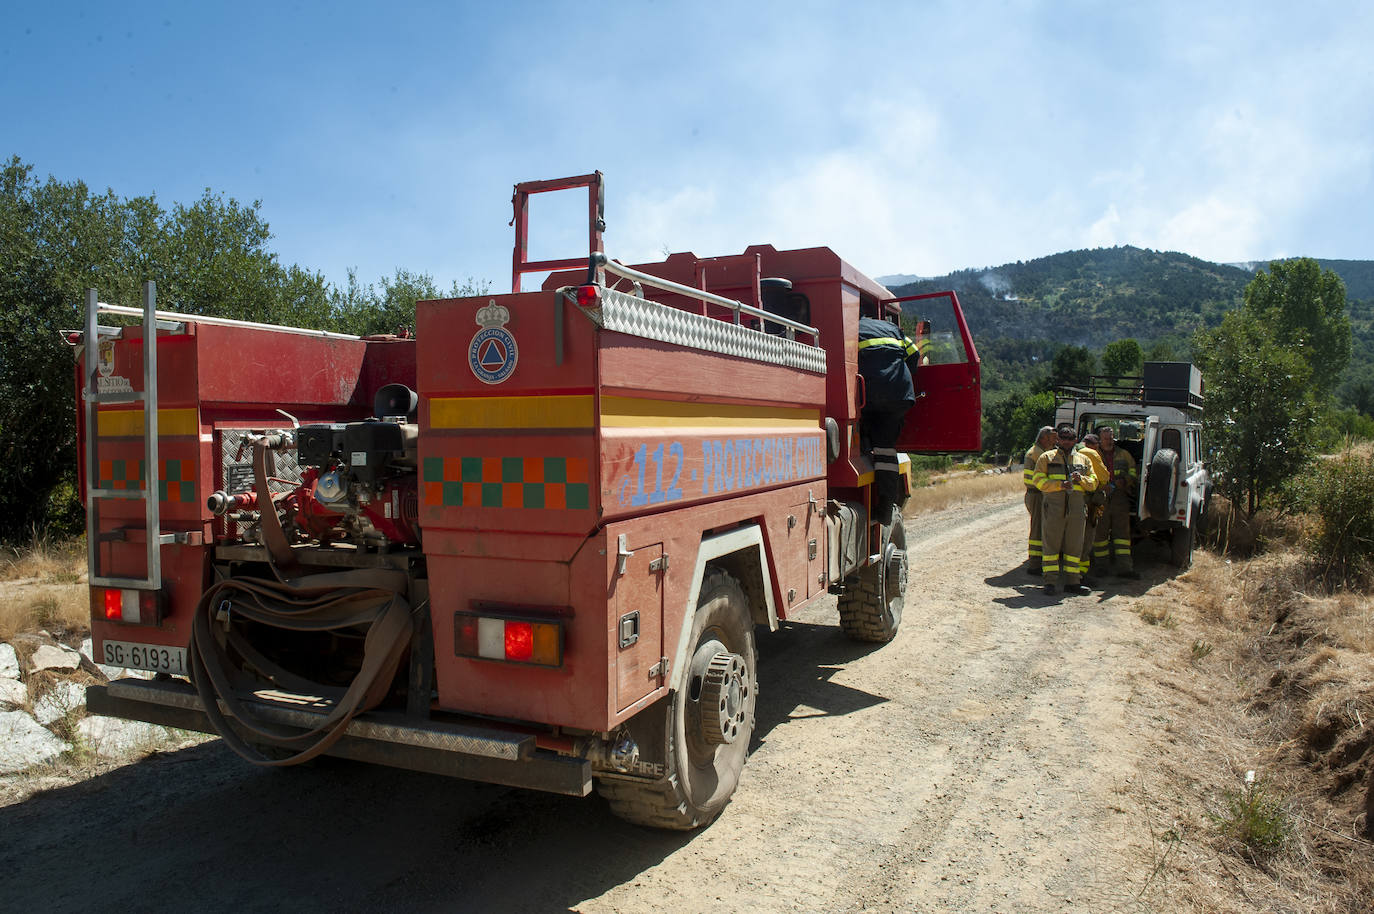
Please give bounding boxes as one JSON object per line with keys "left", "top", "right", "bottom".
{"left": 1145, "top": 448, "right": 1180, "bottom": 521}
{"left": 597, "top": 569, "right": 757, "bottom": 830}
{"left": 1171, "top": 517, "right": 1195, "bottom": 569}
{"left": 837, "top": 506, "right": 907, "bottom": 643}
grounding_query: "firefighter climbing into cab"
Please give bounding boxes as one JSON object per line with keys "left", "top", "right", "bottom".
{"left": 857, "top": 312, "right": 923, "bottom": 516}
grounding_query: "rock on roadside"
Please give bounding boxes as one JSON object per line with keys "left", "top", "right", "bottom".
{"left": 0, "top": 678, "right": 26, "bottom": 708}
{"left": 0, "top": 643, "right": 19, "bottom": 679}
{"left": 28, "top": 643, "right": 81, "bottom": 673}
{"left": 33, "top": 680, "right": 88, "bottom": 726}
{"left": 0, "top": 710, "right": 72, "bottom": 773}
{"left": 78, "top": 716, "right": 179, "bottom": 755}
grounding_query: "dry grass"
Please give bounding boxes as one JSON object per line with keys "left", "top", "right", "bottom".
{"left": 1, "top": 534, "right": 86, "bottom": 584}
{"left": 907, "top": 468, "right": 1020, "bottom": 514}
{"left": 1128, "top": 545, "right": 1374, "bottom": 912}
{"left": 0, "top": 535, "right": 88, "bottom": 642}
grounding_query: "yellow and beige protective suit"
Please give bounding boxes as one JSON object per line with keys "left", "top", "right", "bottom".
{"left": 1022, "top": 441, "right": 1047, "bottom": 568}
{"left": 1076, "top": 444, "right": 1109, "bottom": 576}
{"left": 1033, "top": 446, "right": 1099, "bottom": 586}
{"left": 1094, "top": 446, "right": 1139, "bottom": 572}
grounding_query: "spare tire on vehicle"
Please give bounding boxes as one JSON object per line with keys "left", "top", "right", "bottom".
{"left": 1145, "top": 448, "right": 1180, "bottom": 521}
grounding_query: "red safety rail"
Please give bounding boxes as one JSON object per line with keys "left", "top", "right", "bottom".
{"left": 510, "top": 172, "right": 605, "bottom": 293}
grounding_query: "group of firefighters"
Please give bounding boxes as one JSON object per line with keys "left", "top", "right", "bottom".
{"left": 1022, "top": 422, "right": 1140, "bottom": 596}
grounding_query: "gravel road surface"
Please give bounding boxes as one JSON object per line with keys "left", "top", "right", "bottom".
{"left": 0, "top": 494, "right": 1167, "bottom": 912}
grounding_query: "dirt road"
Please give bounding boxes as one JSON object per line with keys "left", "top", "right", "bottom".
{"left": 0, "top": 493, "right": 1173, "bottom": 912}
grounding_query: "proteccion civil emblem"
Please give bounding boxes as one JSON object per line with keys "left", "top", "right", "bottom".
{"left": 469, "top": 300, "right": 518, "bottom": 385}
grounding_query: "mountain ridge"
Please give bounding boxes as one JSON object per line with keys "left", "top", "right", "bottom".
{"left": 885, "top": 246, "right": 1373, "bottom": 352}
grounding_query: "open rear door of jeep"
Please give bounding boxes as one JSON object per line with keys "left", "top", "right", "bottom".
{"left": 885, "top": 290, "right": 982, "bottom": 453}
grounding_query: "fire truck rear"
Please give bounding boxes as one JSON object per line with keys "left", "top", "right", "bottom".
{"left": 78, "top": 173, "right": 981, "bottom": 829}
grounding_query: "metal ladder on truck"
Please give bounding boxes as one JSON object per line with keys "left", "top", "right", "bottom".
{"left": 83, "top": 281, "right": 177, "bottom": 595}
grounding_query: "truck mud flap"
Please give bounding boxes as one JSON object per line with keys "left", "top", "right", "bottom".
{"left": 86, "top": 679, "right": 591, "bottom": 797}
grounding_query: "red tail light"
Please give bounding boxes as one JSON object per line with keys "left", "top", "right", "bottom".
{"left": 576, "top": 284, "right": 599, "bottom": 307}
{"left": 103, "top": 589, "right": 123, "bottom": 620}
{"left": 454, "top": 611, "right": 563, "bottom": 667}
{"left": 504, "top": 622, "right": 533, "bottom": 661}
{"left": 97, "top": 587, "right": 165, "bottom": 624}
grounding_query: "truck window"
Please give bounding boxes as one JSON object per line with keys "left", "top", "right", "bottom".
{"left": 904, "top": 295, "right": 968, "bottom": 365}
{"left": 1162, "top": 428, "right": 1181, "bottom": 453}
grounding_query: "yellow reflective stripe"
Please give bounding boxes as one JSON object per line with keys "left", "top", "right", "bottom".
{"left": 601, "top": 397, "right": 819, "bottom": 429}
{"left": 97, "top": 408, "right": 198, "bottom": 437}
{"left": 430, "top": 394, "right": 594, "bottom": 429}
{"left": 858, "top": 336, "right": 904, "bottom": 349}
{"left": 1113, "top": 538, "right": 1132, "bottom": 546}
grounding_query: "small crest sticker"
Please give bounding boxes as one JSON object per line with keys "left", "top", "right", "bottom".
{"left": 469, "top": 300, "right": 518, "bottom": 385}
{"left": 97, "top": 340, "right": 116, "bottom": 378}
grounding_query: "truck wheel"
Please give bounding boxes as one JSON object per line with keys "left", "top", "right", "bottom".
{"left": 1171, "top": 516, "right": 1195, "bottom": 569}
{"left": 1145, "top": 448, "right": 1180, "bottom": 521}
{"left": 837, "top": 507, "right": 907, "bottom": 643}
{"left": 597, "top": 569, "right": 757, "bottom": 830}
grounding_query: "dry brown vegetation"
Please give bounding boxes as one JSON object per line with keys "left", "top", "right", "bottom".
{"left": 1124, "top": 504, "right": 1374, "bottom": 913}
{"left": 908, "top": 467, "right": 1020, "bottom": 514}
{"left": 0, "top": 535, "right": 87, "bottom": 642}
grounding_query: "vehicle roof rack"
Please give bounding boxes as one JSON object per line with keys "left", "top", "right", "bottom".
{"left": 1054, "top": 361, "right": 1203, "bottom": 414}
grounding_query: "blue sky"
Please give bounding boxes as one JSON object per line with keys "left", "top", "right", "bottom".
{"left": 5, "top": 0, "right": 1371, "bottom": 296}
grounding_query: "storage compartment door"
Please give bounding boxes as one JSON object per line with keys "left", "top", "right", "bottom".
{"left": 615, "top": 543, "right": 664, "bottom": 713}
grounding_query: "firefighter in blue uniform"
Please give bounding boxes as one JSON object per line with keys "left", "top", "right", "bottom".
{"left": 857, "top": 315, "right": 921, "bottom": 519}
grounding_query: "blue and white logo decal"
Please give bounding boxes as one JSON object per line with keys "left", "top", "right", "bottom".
{"left": 469, "top": 300, "right": 518, "bottom": 385}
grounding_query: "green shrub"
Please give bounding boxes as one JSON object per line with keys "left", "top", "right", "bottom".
{"left": 1313, "top": 406, "right": 1374, "bottom": 450}
{"left": 1212, "top": 777, "right": 1289, "bottom": 857}
{"left": 1284, "top": 451, "right": 1374, "bottom": 577}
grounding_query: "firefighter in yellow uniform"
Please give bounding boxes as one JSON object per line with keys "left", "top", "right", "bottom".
{"left": 1022, "top": 426, "right": 1055, "bottom": 573}
{"left": 1075, "top": 433, "right": 1110, "bottom": 583}
{"left": 1033, "top": 423, "right": 1098, "bottom": 596}
{"left": 1094, "top": 425, "right": 1140, "bottom": 579}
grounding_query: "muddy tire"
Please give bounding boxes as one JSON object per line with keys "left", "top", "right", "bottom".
{"left": 597, "top": 569, "right": 757, "bottom": 830}
{"left": 837, "top": 507, "right": 907, "bottom": 643}
{"left": 1171, "top": 516, "right": 1195, "bottom": 569}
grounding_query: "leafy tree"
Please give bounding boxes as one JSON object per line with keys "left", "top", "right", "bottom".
{"left": 330, "top": 268, "right": 489, "bottom": 336}
{"left": 1340, "top": 379, "right": 1374, "bottom": 418}
{"left": 1046, "top": 345, "right": 1096, "bottom": 390}
{"left": 1145, "top": 339, "right": 1179, "bottom": 362}
{"left": 1101, "top": 338, "right": 1142, "bottom": 377}
{"left": 1194, "top": 309, "right": 1319, "bottom": 517}
{"left": 0, "top": 158, "right": 333, "bottom": 540}
{"left": 981, "top": 390, "right": 1054, "bottom": 459}
{"left": 1243, "top": 258, "right": 1351, "bottom": 396}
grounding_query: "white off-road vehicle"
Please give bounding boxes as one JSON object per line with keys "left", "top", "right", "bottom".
{"left": 1054, "top": 362, "right": 1212, "bottom": 568}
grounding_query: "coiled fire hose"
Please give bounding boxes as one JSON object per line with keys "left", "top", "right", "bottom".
{"left": 189, "top": 436, "right": 415, "bottom": 766}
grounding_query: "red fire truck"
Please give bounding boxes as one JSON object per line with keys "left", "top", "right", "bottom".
{"left": 79, "top": 172, "right": 980, "bottom": 829}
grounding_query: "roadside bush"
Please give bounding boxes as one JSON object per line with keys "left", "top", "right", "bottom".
{"left": 1283, "top": 451, "right": 1374, "bottom": 579}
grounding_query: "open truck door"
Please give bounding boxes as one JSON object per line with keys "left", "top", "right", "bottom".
{"left": 884, "top": 290, "right": 982, "bottom": 453}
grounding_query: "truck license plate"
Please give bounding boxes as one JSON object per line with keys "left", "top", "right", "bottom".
{"left": 102, "top": 641, "right": 187, "bottom": 675}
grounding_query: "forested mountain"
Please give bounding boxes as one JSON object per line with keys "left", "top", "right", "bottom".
{"left": 888, "top": 246, "right": 1372, "bottom": 355}
{"left": 885, "top": 246, "right": 1374, "bottom": 454}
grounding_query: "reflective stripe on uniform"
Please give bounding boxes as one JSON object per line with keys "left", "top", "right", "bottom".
{"left": 858, "top": 336, "right": 919, "bottom": 356}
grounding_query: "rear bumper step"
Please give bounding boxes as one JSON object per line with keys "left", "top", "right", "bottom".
{"left": 86, "top": 679, "right": 592, "bottom": 797}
